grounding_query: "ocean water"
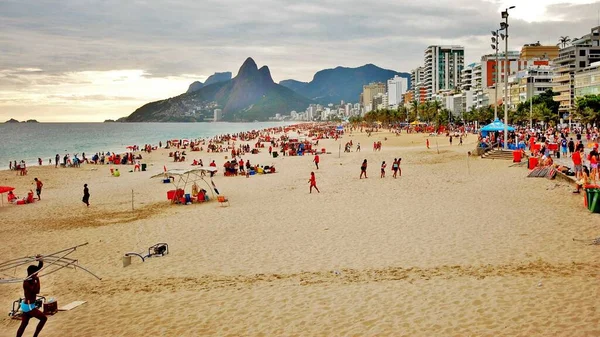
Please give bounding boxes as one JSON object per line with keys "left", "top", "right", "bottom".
{"left": 0, "top": 122, "right": 291, "bottom": 169}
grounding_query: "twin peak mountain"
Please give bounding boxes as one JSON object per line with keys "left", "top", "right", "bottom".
{"left": 124, "top": 57, "right": 409, "bottom": 122}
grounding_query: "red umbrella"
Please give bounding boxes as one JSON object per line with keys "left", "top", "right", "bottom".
{"left": 0, "top": 186, "right": 14, "bottom": 194}
{"left": 0, "top": 186, "right": 15, "bottom": 206}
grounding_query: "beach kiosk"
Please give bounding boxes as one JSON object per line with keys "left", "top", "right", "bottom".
{"left": 480, "top": 119, "right": 515, "bottom": 138}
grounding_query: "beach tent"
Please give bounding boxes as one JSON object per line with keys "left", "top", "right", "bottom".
{"left": 0, "top": 186, "right": 14, "bottom": 206}
{"left": 481, "top": 119, "right": 515, "bottom": 137}
{"left": 151, "top": 168, "right": 218, "bottom": 202}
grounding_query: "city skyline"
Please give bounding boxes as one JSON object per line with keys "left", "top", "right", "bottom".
{"left": 1, "top": 0, "right": 599, "bottom": 122}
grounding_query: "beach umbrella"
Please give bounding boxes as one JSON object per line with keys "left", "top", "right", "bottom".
{"left": 0, "top": 186, "right": 15, "bottom": 207}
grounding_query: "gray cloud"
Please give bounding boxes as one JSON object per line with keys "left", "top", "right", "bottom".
{"left": 0, "top": 0, "right": 598, "bottom": 121}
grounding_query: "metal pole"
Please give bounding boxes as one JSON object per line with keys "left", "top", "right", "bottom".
{"left": 494, "top": 33, "right": 499, "bottom": 120}
{"left": 503, "top": 14, "right": 509, "bottom": 150}
{"left": 529, "top": 78, "right": 533, "bottom": 129}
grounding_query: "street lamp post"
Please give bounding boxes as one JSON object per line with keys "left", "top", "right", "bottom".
{"left": 491, "top": 31, "right": 501, "bottom": 121}
{"left": 501, "top": 6, "right": 515, "bottom": 150}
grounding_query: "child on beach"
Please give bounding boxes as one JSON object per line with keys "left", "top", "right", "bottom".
{"left": 360, "top": 159, "right": 368, "bottom": 179}
{"left": 308, "top": 172, "right": 320, "bottom": 193}
{"left": 380, "top": 161, "right": 386, "bottom": 178}
{"left": 33, "top": 178, "right": 43, "bottom": 200}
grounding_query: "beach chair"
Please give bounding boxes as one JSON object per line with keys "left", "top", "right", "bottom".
{"left": 217, "top": 196, "right": 230, "bottom": 207}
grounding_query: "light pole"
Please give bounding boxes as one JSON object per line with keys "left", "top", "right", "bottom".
{"left": 529, "top": 76, "right": 533, "bottom": 130}
{"left": 491, "top": 30, "right": 502, "bottom": 120}
{"left": 501, "top": 6, "right": 515, "bottom": 150}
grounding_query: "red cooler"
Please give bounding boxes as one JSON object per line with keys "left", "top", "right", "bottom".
{"left": 528, "top": 157, "right": 538, "bottom": 169}
{"left": 513, "top": 151, "right": 522, "bottom": 163}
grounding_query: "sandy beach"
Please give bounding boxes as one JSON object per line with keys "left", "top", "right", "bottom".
{"left": 0, "top": 128, "right": 598, "bottom": 337}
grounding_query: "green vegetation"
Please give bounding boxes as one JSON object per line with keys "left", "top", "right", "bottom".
{"left": 575, "top": 94, "right": 600, "bottom": 126}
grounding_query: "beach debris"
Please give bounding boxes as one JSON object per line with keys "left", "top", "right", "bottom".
{"left": 0, "top": 243, "right": 101, "bottom": 284}
{"left": 537, "top": 280, "right": 543, "bottom": 287}
{"left": 333, "top": 270, "right": 341, "bottom": 276}
{"left": 572, "top": 237, "right": 600, "bottom": 245}
{"left": 124, "top": 242, "right": 169, "bottom": 266}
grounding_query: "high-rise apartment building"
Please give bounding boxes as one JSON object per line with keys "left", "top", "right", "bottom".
{"left": 553, "top": 26, "right": 600, "bottom": 114}
{"left": 213, "top": 109, "right": 222, "bottom": 121}
{"left": 387, "top": 75, "right": 408, "bottom": 108}
{"left": 361, "top": 82, "right": 386, "bottom": 112}
{"left": 424, "top": 46, "right": 465, "bottom": 99}
{"left": 410, "top": 67, "right": 426, "bottom": 103}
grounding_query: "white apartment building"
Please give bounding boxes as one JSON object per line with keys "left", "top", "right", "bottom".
{"left": 424, "top": 45, "right": 465, "bottom": 99}
{"left": 387, "top": 75, "right": 408, "bottom": 108}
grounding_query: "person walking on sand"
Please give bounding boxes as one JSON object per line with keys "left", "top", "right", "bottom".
{"left": 380, "top": 161, "right": 386, "bottom": 178}
{"left": 356, "top": 142, "right": 361, "bottom": 152}
{"left": 449, "top": 135, "right": 453, "bottom": 146}
{"left": 16, "top": 255, "right": 47, "bottom": 337}
{"left": 33, "top": 178, "right": 43, "bottom": 200}
{"left": 426, "top": 139, "right": 430, "bottom": 149}
{"left": 82, "top": 184, "right": 90, "bottom": 207}
{"left": 360, "top": 159, "right": 368, "bottom": 179}
{"left": 392, "top": 159, "right": 399, "bottom": 178}
{"left": 308, "top": 172, "right": 320, "bottom": 193}
{"left": 459, "top": 136, "right": 463, "bottom": 146}
{"left": 313, "top": 154, "right": 320, "bottom": 170}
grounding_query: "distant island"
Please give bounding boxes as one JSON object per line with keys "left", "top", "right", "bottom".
{"left": 4, "top": 118, "right": 39, "bottom": 123}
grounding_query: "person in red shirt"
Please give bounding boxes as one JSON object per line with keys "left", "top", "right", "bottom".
{"left": 33, "top": 178, "right": 43, "bottom": 200}
{"left": 308, "top": 172, "right": 320, "bottom": 193}
{"left": 426, "top": 139, "right": 430, "bottom": 149}
{"left": 16, "top": 256, "right": 47, "bottom": 337}
{"left": 572, "top": 149, "right": 583, "bottom": 179}
{"left": 313, "top": 154, "right": 320, "bottom": 170}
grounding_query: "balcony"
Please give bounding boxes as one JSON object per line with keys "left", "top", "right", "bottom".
{"left": 554, "top": 94, "right": 570, "bottom": 102}
{"left": 554, "top": 84, "right": 570, "bottom": 93}
{"left": 552, "top": 74, "right": 572, "bottom": 83}
{"left": 553, "top": 53, "right": 576, "bottom": 63}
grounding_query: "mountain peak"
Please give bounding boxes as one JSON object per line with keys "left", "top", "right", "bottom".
{"left": 258, "top": 66, "right": 274, "bottom": 83}
{"left": 237, "top": 57, "right": 259, "bottom": 78}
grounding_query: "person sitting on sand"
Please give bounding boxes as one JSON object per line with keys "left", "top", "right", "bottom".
{"left": 574, "top": 166, "right": 590, "bottom": 194}
{"left": 7, "top": 190, "right": 17, "bottom": 203}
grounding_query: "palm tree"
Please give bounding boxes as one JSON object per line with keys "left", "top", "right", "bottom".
{"left": 558, "top": 36, "right": 571, "bottom": 48}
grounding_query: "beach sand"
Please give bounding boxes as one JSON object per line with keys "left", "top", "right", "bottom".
{"left": 0, "top": 130, "right": 598, "bottom": 336}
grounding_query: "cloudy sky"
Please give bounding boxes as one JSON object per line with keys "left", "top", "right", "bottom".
{"left": 0, "top": 0, "right": 598, "bottom": 122}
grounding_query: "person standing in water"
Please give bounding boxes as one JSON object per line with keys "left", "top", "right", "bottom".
{"left": 308, "top": 172, "right": 320, "bottom": 193}
{"left": 16, "top": 255, "right": 47, "bottom": 337}
{"left": 82, "top": 184, "right": 90, "bottom": 207}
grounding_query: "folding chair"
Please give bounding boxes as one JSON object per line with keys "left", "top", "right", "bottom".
{"left": 217, "top": 196, "right": 230, "bottom": 207}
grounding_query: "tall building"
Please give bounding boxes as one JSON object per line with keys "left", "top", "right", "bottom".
{"left": 361, "top": 82, "right": 386, "bottom": 112}
{"left": 410, "top": 67, "right": 426, "bottom": 103}
{"left": 213, "top": 109, "right": 222, "bottom": 121}
{"left": 424, "top": 45, "right": 465, "bottom": 99}
{"left": 575, "top": 62, "right": 600, "bottom": 97}
{"left": 553, "top": 26, "right": 600, "bottom": 115}
{"left": 520, "top": 42, "right": 560, "bottom": 60}
{"left": 387, "top": 75, "right": 408, "bottom": 108}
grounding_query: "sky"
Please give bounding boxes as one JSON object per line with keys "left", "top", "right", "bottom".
{"left": 1, "top": 0, "right": 599, "bottom": 122}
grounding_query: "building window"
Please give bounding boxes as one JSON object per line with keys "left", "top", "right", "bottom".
{"left": 580, "top": 49, "right": 586, "bottom": 56}
{"left": 580, "top": 61, "right": 587, "bottom": 68}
